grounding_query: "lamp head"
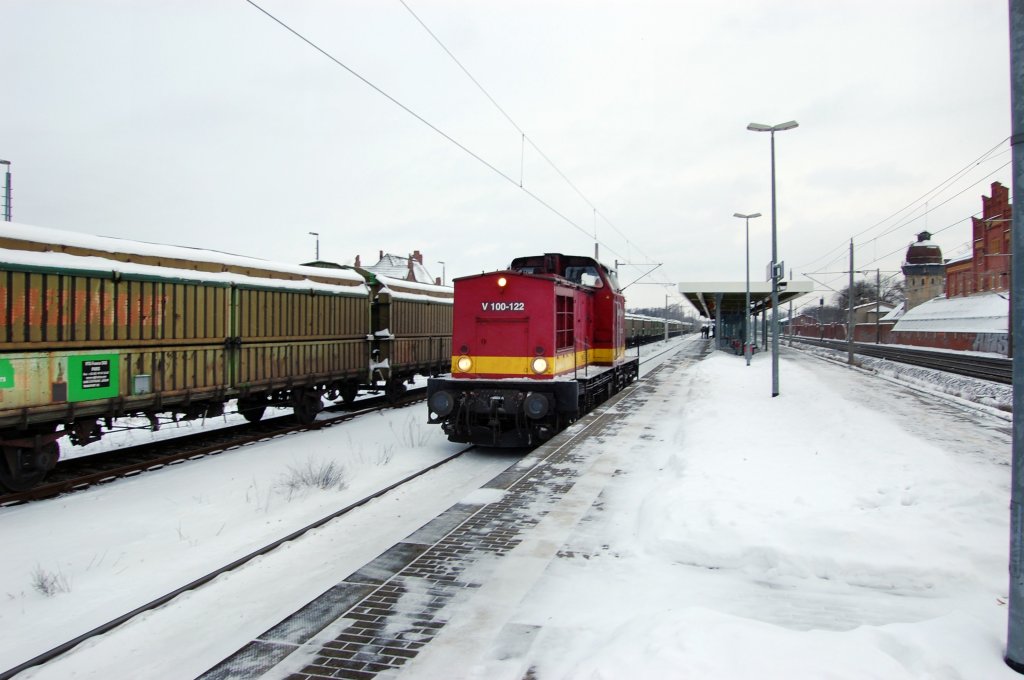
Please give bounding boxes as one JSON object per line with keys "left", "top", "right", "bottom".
{"left": 747, "top": 121, "right": 799, "bottom": 132}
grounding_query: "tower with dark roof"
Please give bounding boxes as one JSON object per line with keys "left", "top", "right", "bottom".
{"left": 901, "top": 231, "right": 945, "bottom": 311}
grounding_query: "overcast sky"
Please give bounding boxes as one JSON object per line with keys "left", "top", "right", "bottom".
{"left": 0, "top": 0, "right": 1011, "bottom": 312}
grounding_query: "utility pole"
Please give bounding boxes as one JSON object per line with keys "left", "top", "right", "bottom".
{"left": 819, "top": 297, "right": 824, "bottom": 340}
{"left": 847, "top": 240, "right": 855, "bottom": 365}
{"left": 0, "top": 160, "right": 11, "bottom": 222}
{"left": 876, "top": 268, "right": 882, "bottom": 344}
{"left": 664, "top": 294, "right": 669, "bottom": 341}
{"left": 788, "top": 300, "right": 793, "bottom": 346}
{"left": 1006, "top": 0, "right": 1024, "bottom": 671}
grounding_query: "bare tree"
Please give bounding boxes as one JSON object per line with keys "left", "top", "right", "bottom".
{"left": 834, "top": 275, "right": 904, "bottom": 309}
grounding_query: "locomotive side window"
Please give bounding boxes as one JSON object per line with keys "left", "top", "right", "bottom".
{"left": 556, "top": 295, "right": 575, "bottom": 350}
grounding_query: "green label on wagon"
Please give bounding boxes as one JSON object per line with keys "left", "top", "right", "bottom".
{"left": 68, "top": 353, "right": 120, "bottom": 402}
{"left": 0, "top": 359, "right": 13, "bottom": 390}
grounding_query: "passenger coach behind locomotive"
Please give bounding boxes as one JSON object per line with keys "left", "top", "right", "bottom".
{"left": 427, "top": 253, "right": 638, "bottom": 446}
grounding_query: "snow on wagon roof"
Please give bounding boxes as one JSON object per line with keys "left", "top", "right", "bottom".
{"left": 371, "top": 273, "right": 453, "bottom": 304}
{"left": 892, "top": 293, "right": 1008, "bottom": 334}
{"left": 0, "top": 221, "right": 368, "bottom": 294}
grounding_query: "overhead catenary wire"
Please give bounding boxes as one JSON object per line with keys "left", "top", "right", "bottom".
{"left": 396, "top": 0, "right": 659, "bottom": 279}
{"left": 810, "top": 206, "right": 990, "bottom": 302}
{"left": 244, "top": 1, "right": 610, "bottom": 251}
{"left": 795, "top": 139, "right": 1011, "bottom": 302}
{"left": 856, "top": 159, "right": 1011, "bottom": 249}
{"left": 247, "top": 0, "right": 676, "bottom": 289}
{"left": 795, "top": 137, "right": 1010, "bottom": 274}
{"left": 808, "top": 159, "right": 1011, "bottom": 288}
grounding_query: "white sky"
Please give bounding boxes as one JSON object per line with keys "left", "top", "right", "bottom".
{"left": 0, "top": 0, "right": 1011, "bottom": 310}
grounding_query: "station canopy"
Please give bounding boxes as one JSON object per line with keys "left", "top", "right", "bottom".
{"left": 677, "top": 281, "right": 814, "bottom": 319}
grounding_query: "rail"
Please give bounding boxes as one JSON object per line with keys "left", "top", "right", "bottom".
{"left": 0, "top": 443, "right": 475, "bottom": 680}
{"left": 789, "top": 337, "right": 1011, "bottom": 384}
{"left": 0, "top": 387, "right": 428, "bottom": 504}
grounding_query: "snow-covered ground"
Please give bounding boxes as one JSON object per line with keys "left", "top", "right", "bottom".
{"left": 406, "top": 337, "right": 1016, "bottom": 679}
{"left": 2, "top": 335, "right": 1016, "bottom": 679}
{"left": 794, "top": 338, "right": 1013, "bottom": 414}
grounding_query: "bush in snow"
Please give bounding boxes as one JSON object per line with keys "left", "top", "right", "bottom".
{"left": 279, "top": 457, "right": 348, "bottom": 498}
{"left": 31, "top": 564, "right": 71, "bottom": 597}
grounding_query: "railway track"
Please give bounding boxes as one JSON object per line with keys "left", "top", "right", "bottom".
{"left": 790, "top": 337, "right": 1011, "bottom": 384}
{"left": 0, "top": 441, "right": 475, "bottom": 680}
{"left": 0, "top": 388, "right": 428, "bottom": 505}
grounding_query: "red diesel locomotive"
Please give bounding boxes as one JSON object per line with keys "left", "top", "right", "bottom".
{"left": 427, "top": 253, "right": 639, "bottom": 446}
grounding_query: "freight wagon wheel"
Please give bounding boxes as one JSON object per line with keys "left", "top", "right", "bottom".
{"left": 237, "top": 397, "right": 266, "bottom": 424}
{"left": 0, "top": 443, "right": 57, "bottom": 492}
{"left": 292, "top": 389, "right": 323, "bottom": 425}
{"left": 339, "top": 382, "right": 359, "bottom": 406}
{"left": 385, "top": 379, "right": 406, "bottom": 404}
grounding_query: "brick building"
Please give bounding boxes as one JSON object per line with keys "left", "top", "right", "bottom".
{"left": 945, "top": 181, "right": 1011, "bottom": 298}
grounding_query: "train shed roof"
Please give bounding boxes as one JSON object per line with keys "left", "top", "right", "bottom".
{"left": 677, "top": 281, "right": 814, "bottom": 319}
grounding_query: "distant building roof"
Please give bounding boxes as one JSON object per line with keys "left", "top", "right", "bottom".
{"left": 358, "top": 249, "right": 438, "bottom": 285}
{"left": 892, "top": 292, "right": 1007, "bottom": 334}
{"left": 945, "top": 253, "right": 972, "bottom": 267}
{"left": 853, "top": 301, "right": 894, "bottom": 312}
{"left": 880, "top": 301, "right": 905, "bottom": 322}
{"left": 904, "top": 231, "right": 943, "bottom": 266}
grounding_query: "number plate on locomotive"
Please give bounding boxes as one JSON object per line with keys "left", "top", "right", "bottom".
{"left": 481, "top": 302, "right": 525, "bottom": 312}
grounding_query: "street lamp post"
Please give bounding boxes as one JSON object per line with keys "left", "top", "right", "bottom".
{"left": 0, "top": 159, "right": 11, "bottom": 222}
{"left": 664, "top": 293, "right": 670, "bottom": 341}
{"left": 437, "top": 261, "right": 446, "bottom": 286}
{"left": 747, "top": 120, "right": 798, "bottom": 397}
{"left": 308, "top": 232, "right": 319, "bottom": 261}
{"left": 733, "top": 212, "right": 761, "bottom": 366}
{"left": 819, "top": 297, "right": 824, "bottom": 340}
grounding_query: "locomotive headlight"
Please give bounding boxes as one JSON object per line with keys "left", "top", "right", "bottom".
{"left": 531, "top": 357, "right": 548, "bottom": 374}
{"left": 497, "top": 276, "right": 507, "bottom": 288}
{"left": 456, "top": 355, "right": 473, "bottom": 372}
